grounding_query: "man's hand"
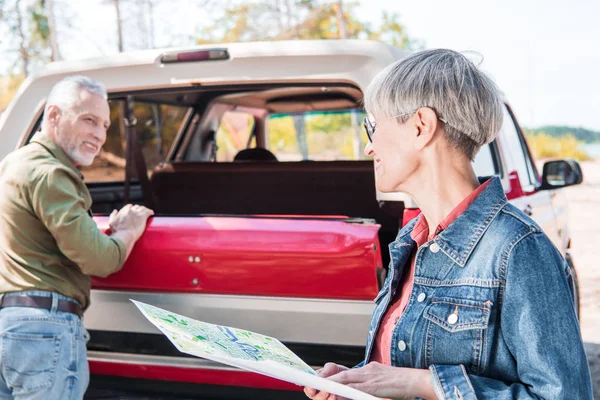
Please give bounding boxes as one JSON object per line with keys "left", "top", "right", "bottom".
{"left": 108, "top": 204, "right": 154, "bottom": 260}
{"left": 109, "top": 204, "right": 154, "bottom": 240}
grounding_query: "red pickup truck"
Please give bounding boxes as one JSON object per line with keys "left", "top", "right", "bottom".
{"left": 0, "top": 40, "right": 582, "bottom": 399}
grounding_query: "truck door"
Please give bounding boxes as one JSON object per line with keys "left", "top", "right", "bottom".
{"left": 499, "top": 106, "right": 561, "bottom": 247}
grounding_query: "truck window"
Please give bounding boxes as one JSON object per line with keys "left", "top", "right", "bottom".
{"left": 215, "top": 111, "right": 256, "bottom": 162}
{"left": 472, "top": 144, "right": 498, "bottom": 177}
{"left": 80, "top": 100, "right": 190, "bottom": 183}
{"left": 266, "top": 110, "right": 367, "bottom": 161}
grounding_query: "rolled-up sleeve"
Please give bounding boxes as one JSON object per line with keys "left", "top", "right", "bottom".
{"left": 429, "top": 232, "right": 593, "bottom": 399}
{"left": 31, "top": 166, "right": 127, "bottom": 278}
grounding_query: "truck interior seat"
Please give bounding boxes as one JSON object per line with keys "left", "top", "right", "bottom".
{"left": 233, "top": 148, "right": 278, "bottom": 162}
{"left": 150, "top": 161, "right": 400, "bottom": 252}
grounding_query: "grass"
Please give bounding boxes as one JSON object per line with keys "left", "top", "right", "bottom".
{"left": 525, "top": 133, "right": 592, "bottom": 161}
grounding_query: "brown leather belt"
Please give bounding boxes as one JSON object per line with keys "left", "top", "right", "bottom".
{"left": 0, "top": 295, "right": 83, "bottom": 318}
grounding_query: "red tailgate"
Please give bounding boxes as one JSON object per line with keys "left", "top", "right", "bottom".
{"left": 92, "top": 216, "right": 382, "bottom": 300}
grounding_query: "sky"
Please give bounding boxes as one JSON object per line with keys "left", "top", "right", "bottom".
{"left": 357, "top": 0, "right": 600, "bottom": 131}
{"left": 3, "top": 0, "right": 599, "bottom": 131}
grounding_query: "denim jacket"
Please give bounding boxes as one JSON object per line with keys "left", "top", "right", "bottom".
{"left": 362, "top": 177, "right": 593, "bottom": 399}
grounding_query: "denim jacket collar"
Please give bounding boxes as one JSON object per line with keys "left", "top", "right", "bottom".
{"left": 393, "top": 176, "right": 507, "bottom": 267}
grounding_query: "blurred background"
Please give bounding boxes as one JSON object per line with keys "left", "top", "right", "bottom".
{"left": 1, "top": 0, "right": 599, "bottom": 161}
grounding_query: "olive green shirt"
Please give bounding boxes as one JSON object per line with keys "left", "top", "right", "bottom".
{"left": 0, "top": 133, "right": 127, "bottom": 309}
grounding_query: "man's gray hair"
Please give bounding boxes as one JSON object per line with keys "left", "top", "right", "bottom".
{"left": 43, "top": 75, "right": 107, "bottom": 123}
{"left": 364, "top": 49, "right": 504, "bottom": 160}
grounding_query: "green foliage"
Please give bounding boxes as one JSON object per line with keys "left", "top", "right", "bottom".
{"left": 267, "top": 111, "right": 367, "bottom": 160}
{"left": 0, "top": 0, "right": 52, "bottom": 74}
{"left": 525, "top": 132, "right": 591, "bottom": 161}
{"left": 29, "top": 0, "right": 49, "bottom": 45}
{"left": 267, "top": 115, "right": 297, "bottom": 154}
{"left": 524, "top": 126, "right": 600, "bottom": 143}
{"left": 196, "top": 0, "right": 413, "bottom": 48}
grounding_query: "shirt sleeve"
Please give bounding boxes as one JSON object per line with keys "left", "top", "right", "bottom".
{"left": 31, "top": 166, "right": 127, "bottom": 278}
{"left": 429, "top": 231, "right": 593, "bottom": 399}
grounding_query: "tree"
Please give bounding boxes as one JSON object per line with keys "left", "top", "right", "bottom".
{"left": 15, "top": 0, "right": 30, "bottom": 75}
{"left": 45, "top": 0, "right": 60, "bottom": 60}
{"left": 195, "top": 0, "right": 414, "bottom": 48}
{"left": 0, "top": 0, "right": 56, "bottom": 75}
{"left": 336, "top": 0, "right": 347, "bottom": 39}
{"left": 110, "top": 0, "right": 124, "bottom": 51}
{"left": 110, "top": 0, "right": 217, "bottom": 52}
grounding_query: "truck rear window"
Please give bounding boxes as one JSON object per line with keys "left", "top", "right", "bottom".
{"left": 267, "top": 110, "right": 368, "bottom": 161}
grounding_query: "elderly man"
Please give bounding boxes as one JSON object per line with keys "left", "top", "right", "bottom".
{"left": 0, "top": 76, "right": 153, "bottom": 399}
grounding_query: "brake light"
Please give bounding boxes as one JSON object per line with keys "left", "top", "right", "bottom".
{"left": 160, "top": 49, "right": 230, "bottom": 64}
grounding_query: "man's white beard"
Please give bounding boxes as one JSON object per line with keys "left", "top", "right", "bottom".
{"left": 65, "top": 146, "right": 95, "bottom": 167}
{"left": 56, "top": 130, "right": 97, "bottom": 167}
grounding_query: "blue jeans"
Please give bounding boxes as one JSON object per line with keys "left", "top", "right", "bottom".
{"left": 0, "top": 291, "right": 90, "bottom": 400}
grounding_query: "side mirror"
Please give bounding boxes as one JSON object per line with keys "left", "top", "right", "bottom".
{"left": 539, "top": 159, "right": 583, "bottom": 190}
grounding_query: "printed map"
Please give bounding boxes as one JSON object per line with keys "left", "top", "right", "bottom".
{"left": 131, "top": 300, "right": 315, "bottom": 375}
{"left": 132, "top": 300, "right": 378, "bottom": 400}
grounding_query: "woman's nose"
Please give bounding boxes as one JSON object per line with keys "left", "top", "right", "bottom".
{"left": 364, "top": 141, "right": 375, "bottom": 157}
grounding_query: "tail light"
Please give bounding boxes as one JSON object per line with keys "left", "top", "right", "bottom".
{"left": 160, "top": 49, "right": 230, "bottom": 64}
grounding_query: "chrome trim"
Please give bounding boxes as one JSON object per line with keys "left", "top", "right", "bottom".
{"left": 86, "top": 290, "right": 374, "bottom": 346}
{"left": 87, "top": 350, "right": 237, "bottom": 370}
{"left": 87, "top": 350, "right": 322, "bottom": 372}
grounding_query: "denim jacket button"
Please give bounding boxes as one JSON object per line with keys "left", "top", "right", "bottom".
{"left": 397, "top": 340, "right": 407, "bottom": 351}
{"left": 417, "top": 293, "right": 426, "bottom": 302}
{"left": 430, "top": 243, "right": 440, "bottom": 253}
{"left": 447, "top": 313, "right": 459, "bottom": 325}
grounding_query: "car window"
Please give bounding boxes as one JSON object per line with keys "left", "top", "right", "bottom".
{"left": 472, "top": 143, "right": 497, "bottom": 177}
{"left": 215, "top": 111, "right": 255, "bottom": 162}
{"left": 267, "top": 110, "right": 368, "bottom": 161}
{"left": 80, "top": 100, "right": 190, "bottom": 183}
{"left": 499, "top": 107, "right": 535, "bottom": 190}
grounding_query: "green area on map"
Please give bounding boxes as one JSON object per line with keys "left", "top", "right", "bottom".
{"left": 132, "top": 300, "right": 316, "bottom": 375}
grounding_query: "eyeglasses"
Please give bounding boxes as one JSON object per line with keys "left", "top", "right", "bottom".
{"left": 363, "top": 110, "right": 449, "bottom": 143}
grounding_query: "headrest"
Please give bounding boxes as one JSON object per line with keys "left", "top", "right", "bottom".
{"left": 233, "top": 148, "right": 278, "bottom": 162}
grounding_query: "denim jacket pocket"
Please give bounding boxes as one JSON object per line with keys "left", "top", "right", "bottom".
{"left": 423, "top": 297, "right": 492, "bottom": 375}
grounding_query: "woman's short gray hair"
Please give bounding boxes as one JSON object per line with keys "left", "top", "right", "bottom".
{"left": 364, "top": 49, "right": 504, "bottom": 160}
{"left": 43, "top": 75, "right": 107, "bottom": 123}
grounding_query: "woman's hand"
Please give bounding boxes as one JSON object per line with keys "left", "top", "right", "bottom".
{"left": 304, "top": 363, "right": 348, "bottom": 399}
{"left": 304, "top": 362, "right": 437, "bottom": 400}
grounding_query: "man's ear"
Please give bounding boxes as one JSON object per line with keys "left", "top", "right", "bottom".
{"left": 413, "top": 107, "right": 439, "bottom": 150}
{"left": 46, "top": 105, "right": 62, "bottom": 126}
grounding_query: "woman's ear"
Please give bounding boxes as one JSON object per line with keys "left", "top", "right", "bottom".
{"left": 414, "top": 107, "right": 439, "bottom": 150}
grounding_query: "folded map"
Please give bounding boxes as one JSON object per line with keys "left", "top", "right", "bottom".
{"left": 131, "top": 300, "right": 378, "bottom": 400}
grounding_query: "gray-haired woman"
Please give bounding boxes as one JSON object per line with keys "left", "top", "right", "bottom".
{"left": 305, "top": 49, "right": 592, "bottom": 399}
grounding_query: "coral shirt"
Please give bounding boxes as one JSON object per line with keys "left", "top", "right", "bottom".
{"left": 370, "top": 180, "right": 492, "bottom": 365}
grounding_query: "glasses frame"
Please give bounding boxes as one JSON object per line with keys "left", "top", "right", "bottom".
{"left": 363, "top": 109, "right": 449, "bottom": 143}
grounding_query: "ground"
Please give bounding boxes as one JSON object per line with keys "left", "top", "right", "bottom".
{"left": 565, "top": 160, "right": 600, "bottom": 398}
